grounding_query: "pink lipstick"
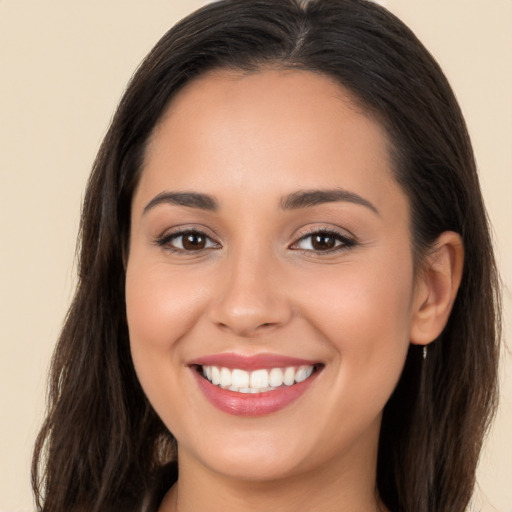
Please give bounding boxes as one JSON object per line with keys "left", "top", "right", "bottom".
{"left": 189, "top": 353, "right": 322, "bottom": 416}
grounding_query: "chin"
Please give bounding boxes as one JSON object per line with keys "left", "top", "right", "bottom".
{"left": 173, "top": 416, "right": 322, "bottom": 482}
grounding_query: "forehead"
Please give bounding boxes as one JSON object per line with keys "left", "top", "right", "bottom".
{"left": 137, "top": 68, "right": 405, "bottom": 220}
{"left": 150, "top": 68, "right": 389, "bottom": 164}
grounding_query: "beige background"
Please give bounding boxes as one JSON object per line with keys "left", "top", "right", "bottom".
{"left": 0, "top": 1, "right": 510, "bottom": 511}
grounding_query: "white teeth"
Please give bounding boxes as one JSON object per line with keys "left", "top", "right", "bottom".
{"left": 220, "top": 367, "right": 231, "bottom": 388}
{"left": 283, "top": 367, "right": 295, "bottom": 386}
{"left": 250, "top": 369, "right": 269, "bottom": 388}
{"left": 231, "top": 369, "right": 250, "bottom": 388}
{"left": 201, "top": 364, "right": 316, "bottom": 393}
{"left": 269, "top": 368, "right": 284, "bottom": 387}
{"left": 295, "top": 365, "right": 313, "bottom": 383}
{"left": 211, "top": 366, "right": 221, "bottom": 385}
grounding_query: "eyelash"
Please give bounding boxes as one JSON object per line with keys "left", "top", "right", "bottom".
{"left": 156, "top": 229, "right": 220, "bottom": 253}
{"left": 291, "top": 228, "right": 356, "bottom": 254}
{"left": 155, "top": 228, "right": 357, "bottom": 255}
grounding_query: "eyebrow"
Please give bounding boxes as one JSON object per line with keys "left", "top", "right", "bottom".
{"left": 143, "top": 191, "right": 219, "bottom": 214}
{"left": 279, "top": 189, "right": 380, "bottom": 215}
{"left": 143, "top": 188, "right": 379, "bottom": 216}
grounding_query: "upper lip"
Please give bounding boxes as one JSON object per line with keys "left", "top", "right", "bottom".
{"left": 187, "top": 352, "right": 321, "bottom": 371}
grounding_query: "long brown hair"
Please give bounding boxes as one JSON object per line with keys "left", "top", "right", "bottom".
{"left": 32, "top": 1, "right": 501, "bottom": 511}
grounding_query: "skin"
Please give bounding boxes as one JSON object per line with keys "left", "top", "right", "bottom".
{"left": 125, "top": 69, "right": 463, "bottom": 512}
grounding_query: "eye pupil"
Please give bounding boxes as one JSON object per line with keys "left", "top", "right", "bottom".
{"left": 312, "top": 234, "right": 336, "bottom": 251}
{"left": 183, "top": 233, "right": 206, "bottom": 250}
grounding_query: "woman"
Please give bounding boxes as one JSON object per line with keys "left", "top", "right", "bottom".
{"left": 32, "top": 1, "right": 501, "bottom": 511}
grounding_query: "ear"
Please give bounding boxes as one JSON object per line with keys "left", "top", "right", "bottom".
{"left": 409, "top": 231, "right": 464, "bottom": 346}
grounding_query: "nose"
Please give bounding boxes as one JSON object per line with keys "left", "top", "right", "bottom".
{"left": 208, "top": 251, "right": 293, "bottom": 338}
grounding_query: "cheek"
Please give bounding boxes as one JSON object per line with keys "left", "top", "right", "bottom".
{"left": 297, "top": 254, "right": 415, "bottom": 392}
{"left": 303, "top": 258, "right": 413, "bottom": 335}
{"left": 126, "top": 260, "right": 207, "bottom": 340}
{"left": 292, "top": 258, "right": 415, "bottom": 442}
{"left": 124, "top": 259, "right": 217, "bottom": 441}
{"left": 125, "top": 261, "right": 208, "bottom": 385}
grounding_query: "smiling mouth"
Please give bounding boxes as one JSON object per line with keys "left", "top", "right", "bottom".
{"left": 196, "top": 364, "right": 322, "bottom": 394}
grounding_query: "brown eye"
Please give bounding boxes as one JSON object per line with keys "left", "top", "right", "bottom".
{"left": 311, "top": 233, "right": 337, "bottom": 251}
{"left": 182, "top": 233, "right": 207, "bottom": 250}
{"left": 158, "top": 230, "right": 219, "bottom": 252}
{"left": 293, "top": 230, "right": 355, "bottom": 253}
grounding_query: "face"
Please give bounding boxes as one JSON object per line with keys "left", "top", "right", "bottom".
{"left": 126, "top": 69, "right": 422, "bottom": 482}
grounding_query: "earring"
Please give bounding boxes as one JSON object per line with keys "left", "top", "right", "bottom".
{"left": 423, "top": 346, "right": 428, "bottom": 360}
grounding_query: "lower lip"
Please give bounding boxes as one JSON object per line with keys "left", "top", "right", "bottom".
{"left": 192, "top": 368, "right": 320, "bottom": 416}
